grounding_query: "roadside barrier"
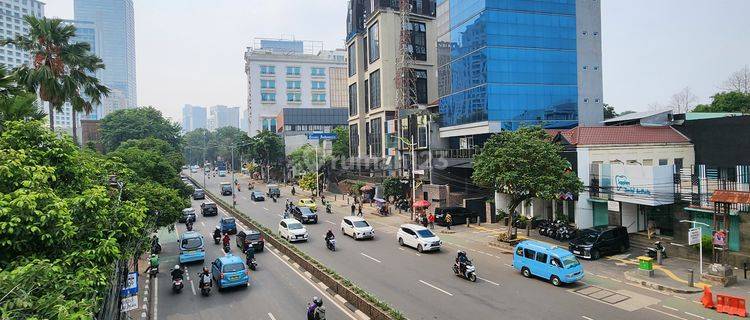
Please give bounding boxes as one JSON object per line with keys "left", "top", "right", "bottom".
{"left": 701, "top": 286, "right": 714, "bottom": 309}
{"left": 715, "top": 294, "right": 747, "bottom": 317}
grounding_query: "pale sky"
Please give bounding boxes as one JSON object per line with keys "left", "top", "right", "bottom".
{"left": 46, "top": 0, "right": 750, "bottom": 121}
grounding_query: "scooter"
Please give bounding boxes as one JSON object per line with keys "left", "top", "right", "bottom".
{"left": 172, "top": 277, "right": 184, "bottom": 293}
{"left": 223, "top": 242, "right": 231, "bottom": 253}
{"left": 272, "top": 196, "right": 278, "bottom": 203}
{"left": 186, "top": 221, "right": 193, "bottom": 232}
{"left": 644, "top": 241, "right": 667, "bottom": 259}
{"left": 326, "top": 238, "right": 336, "bottom": 251}
{"left": 325, "top": 203, "right": 332, "bottom": 214}
{"left": 453, "top": 261, "right": 477, "bottom": 282}
{"left": 148, "top": 265, "right": 159, "bottom": 278}
{"left": 151, "top": 243, "right": 162, "bottom": 254}
{"left": 213, "top": 235, "right": 221, "bottom": 245}
{"left": 247, "top": 257, "right": 257, "bottom": 271}
{"left": 198, "top": 277, "right": 211, "bottom": 296}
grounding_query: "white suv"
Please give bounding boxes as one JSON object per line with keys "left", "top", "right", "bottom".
{"left": 397, "top": 224, "right": 441, "bottom": 252}
{"left": 278, "top": 218, "right": 308, "bottom": 242}
{"left": 340, "top": 216, "right": 375, "bottom": 240}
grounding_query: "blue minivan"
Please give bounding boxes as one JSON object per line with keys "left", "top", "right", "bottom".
{"left": 219, "top": 216, "right": 237, "bottom": 235}
{"left": 211, "top": 254, "right": 250, "bottom": 290}
{"left": 513, "top": 240, "right": 584, "bottom": 286}
{"left": 178, "top": 231, "right": 206, "bottom": 264}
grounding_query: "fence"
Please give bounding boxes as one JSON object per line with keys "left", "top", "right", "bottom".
{"left": 95, "top": 259, "right": 127, "bottom": 320}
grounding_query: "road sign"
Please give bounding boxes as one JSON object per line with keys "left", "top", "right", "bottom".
{"left": 688, "top": 227, "right": 701, "bottom": 246}
{"left": 307, "top": 132, "right": 338, "bottom": 140}
{"left": 120, "top": 295, "right": 138, "bottom": 312}
{"left": 120, "top": 272, "right": 138, "bottom": 297}
{"left": 413, "top": 169, "right": 425, "bottom": 175}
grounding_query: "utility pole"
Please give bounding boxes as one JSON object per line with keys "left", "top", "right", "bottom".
{"left": 231, "top": 146, "right": 236, "bottom": 208}
{"left": 202, "top": 133, "right": 207, "bottom": 188}
{"left": 315, "top": 139, "right": 320, "bottom": 197}
{"left": 398, "top": 136, "right": 417, "bottom": 221}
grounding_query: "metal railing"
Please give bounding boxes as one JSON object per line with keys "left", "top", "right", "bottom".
{"left": 431, "top": 148, "right": 477, "bottom": 159}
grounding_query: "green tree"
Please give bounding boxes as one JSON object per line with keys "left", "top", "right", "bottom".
{"left": 692, "top": 91, "right": 750, "bottom": 113}
{"left": 100, "top": 106, "right": 181, "bottom": 152}
{"left": 119, "top": 137, "right": 184, "bottom": 171}
{"left": 108, "top": 142, "right": 192, "bottom": 198}
{"left": 603, "top": 103, "right": 617, "bottom": 119}
{"left": 214, "top": 126, "right": 251, "bottom": 170}
{"left": 298, "top": 172, "right": 317, "bottom": 191}
{"left": 249, "top": 130, "right": 284, "bottom": 181}
{"left": 123, "top": 181, "right": 188, "bottom": 229}
{"left": 183, "top": 128, "right": 213, "bottom": 165}
{"left": 472, "top": 127, "right": 583, "bottom": 226}
{"left": 331, "top": 126, "right": 349, "bottom": 159}
{"left": 382, "top": 177, "right": 405, "bottom": 201}
{"left": 0, "top": 92, "right": 45, "bottom": 128}
{"left": 3, "top": 16, "right": 109, "bottom": 139}
{"left": 289, "top": 143, "right": 329, "bottom": 176}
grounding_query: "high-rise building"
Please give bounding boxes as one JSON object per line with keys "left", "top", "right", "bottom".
{"left": 182, "top": 104, "right": 207, "bottom": 133}
{"left": 208, "top": 105, "right": 239, "bottom": 131}
{"left": 345, "top": 1, "right": 438, "bottom": 159}
{"left": 240, "top": 110, "right": 249, "bottom": 132}
{"left": 0, "top": 0, "right": 44, "bottom": 68}
{"left": 436, "top": 0, "right": 604, "bottom": 142}
{"left": 244, "top": 38, "right": 347, "bottom": 136}
{"left": 74, "top": 0, "right": 137, "bottom": 109}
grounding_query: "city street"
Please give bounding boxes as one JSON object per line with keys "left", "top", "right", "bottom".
{"left": 152, "top": 179, "right": 356, "bottom": 320}
{"left": 187, "top": 170, "right": 740, "bottom": 320}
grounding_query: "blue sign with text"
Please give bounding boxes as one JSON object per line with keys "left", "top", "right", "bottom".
{"left": 307, "top": 132, "right": 338, "bottom": 140}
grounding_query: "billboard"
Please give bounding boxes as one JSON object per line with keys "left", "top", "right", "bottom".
{"left": 609, "top": 164, "right": 674, "bottom": 206}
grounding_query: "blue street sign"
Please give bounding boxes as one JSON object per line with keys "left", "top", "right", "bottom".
{"left": 120, "top": 272, "right": 138, "bottom": 297}
{"left": 307, "top": 132, "right": 338, "bottom": 140}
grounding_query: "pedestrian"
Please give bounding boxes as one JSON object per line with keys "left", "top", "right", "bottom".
{"left": 321, "top": 194, "right": 326, "bottom": 204}
{"left": 445, "top": 213, "right": 453, "bottom": 230}
{"left": 350, "top": 203, "right": 356, "bottom": 216}
{"left": 421, "top": 214, "right": 428, "bottom": 228}
{"left": 358, "top": 204, "right": 363, "bottom": 217}
{"left": 428, "top": 213, "right": 435, "bottom": 229}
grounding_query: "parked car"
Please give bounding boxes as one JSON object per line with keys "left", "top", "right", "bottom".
{"left": 192, "top": 188, "right": 205, "bottom": 200}
{"left": 236, "top": 229, "right": 264, "bottom": 252}
{"left": 568, "top": 225, "right": 630, "bottom": 260}
{"left": 180, "top": 208, "right": 196, "bottom": 223}
{"left": 341, "top": 216, "right": 374, "bottom": 240}
{"left": 397, "top": 224, "right": 441, "bottom": 253}
{"left": 292, "top": 206, "right": 318, "bottom": 224}
{"left": 250, "top": 191, "right": 265, "bottom": 201}
{"left": 434, "top": 207, "right": 479, "bottom": 226}
{"left": 278, "top": 218, "right": 308, "bottom": 242}
{"left": 219, "top": 216, "right": 237, "bottom": 235}
{"left": 267, "top": 184, "right": 280, "bottom": 198}
{"left": 220, "top": 182, "right": 232, "bottom": 196}
{"left": 514, "top": 240, "right": 583, "bottom": 286}
{"left": 297, "top": 198, "right": 317, "bottom": 211}
{"left": 211, "top": 254, "right": 249, "bottom": 290}
{"left": 200, "top": 201, "right": 218, "bottom": 216}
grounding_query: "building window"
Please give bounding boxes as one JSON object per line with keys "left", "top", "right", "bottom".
{"left": 260, "top": 79, "right": 275, "bottom": 89}
{"left": 368, "top": 22, "right": 379, "bottom": 63}
{"left": 362, "top": 36, "right": 368, "bottom": 71}
{"left": 311, "top": 81, "right": 326, "bottom": 90}
{"left": 408, "top": 22, "right": 427, "bottom": 61}
{"left": 370, "top": 118, "right": 382, "bottom": 157}
{"left": 349, "top": 124, "right": 359, "bottom": 157}
{"left": 261, "top": 93, "right": 276, "bottom": 102}
{"left": 287, "top": 93, "right": 302, "bottom": 102}
{"left": 347, "top": 43, "right": 356, "bottom": 77}
{"left": 312, "top": 93, "right": 326, "bottom": 102}
{"left": 413, "top": 69, "right": 428, "bottom": 104}
{"left": 260, "top": 65, "right": 275, "bottom": 75}
{"left": 348, "top": 83, "right": 357, "bottom": 116}
{"left": 364, "top": 79, "right": 370, "bottom": 113}
{"left": 286, "top": 66, "right": 301, "bottom": 76}
{"left": 658, "top": 159, "right": 668, "bottom": 166}
{"left": 369, "top": 70, "right": 381, "bottom": 109}
{"left": 642, "top": 159, "right": 653, "bottom": 166}
{"left": 261, "top": 118, "right": 277, "bottom": 132}
{"left": 311, "top": 67, "right": 326, "bottom": 76}
{"left": 417, "top": 116, "right": 428, "bottom": 148}
{"left": 286, "top": 80, "right": 301, "bottom": 90}
{"left": 674, "top": 158, "right": 684, "bottom": 170}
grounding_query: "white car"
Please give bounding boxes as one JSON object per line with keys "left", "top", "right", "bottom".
{"left": 278, "top": 218, "right": 308, "bottom": 242}
{"left": 397, "top": 224, "right": 441, "bottom": 253}
{"left": 340, "top": 216, "right": 375, "bottom": 240}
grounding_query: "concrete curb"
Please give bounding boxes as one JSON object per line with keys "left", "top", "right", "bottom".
{"left": 623, "top": 271, "right": 704, "bottom": 294}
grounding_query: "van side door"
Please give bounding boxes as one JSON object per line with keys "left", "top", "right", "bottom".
{"left": 523, "top": 248, "right": 537, "bottom": 276}
{"left": 534, "top": 251, "right": 550, "bottom": 279}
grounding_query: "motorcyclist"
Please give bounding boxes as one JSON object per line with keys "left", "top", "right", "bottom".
{"left": 291, "top": 186, "right": 296, "bottom": 196}
{"left": 245, "top": 241, "right": 255, "bottom": 264}
{"left": 146, "top": 253, "right": 159, "bottom": 274}
{"left": 170, "top": 264, "right": 184, "bottom": 281}
{"left": 198, "top": 267, "right": 212, "bottom": 289}
{"left": 213, "top": 227, "right": 221, "bottom": 242}
{"left": 222, "top": 233, "right": 231, "bottom": 248}
{"left": 186, "top": 220, "right": 193, "bottom": 231}
{"left": 307, "top": 296, "right": 323, "bottom": 320}
{"left": 456, "top": 250, "right": 469, "bottom": 276}
{"left": 150, "top": 235, "right": 160, "bottom": 253}
{"left": 325, "top": 229, "right": 335, "bottom": 248}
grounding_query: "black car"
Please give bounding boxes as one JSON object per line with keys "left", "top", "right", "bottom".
{"left": 434, "top": 207, "right": 479, "bottom": 226}
{"left": 180, "top": 208, "right": 197, "bottom": 223}
{"left": 200, "top": 201, "right": 218, "bottom": 216}
{"left": 292, "top": 206, "right": 318, "bottom": 224}
{"left": 250, "top": 191, "right": 265, "bottom": 201}
{"left": 569, "top": 225, "right": 630, "bottom": 260}
{"left": 235, "top": 229, "right": 264, "bottom": 252}
{"left": 192, "top": 188, "right": 205, "bottom": 200}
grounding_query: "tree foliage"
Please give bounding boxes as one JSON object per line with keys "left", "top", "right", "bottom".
{"left": 472, "top": 127, "right": 583, "bottom": 222}
{"left": 331, "top": 126, "right": 349, "bottom": 159}
{"left": 100, "top": 107, "right": 181, "bottom": 152}
{"left": 692, "top": 91, "right": 750, "bottom": 113}
{"left": 298, "top": 172, "right": 317, "bottom": 191}
{"left": 382, "top": 177, "right": 405, "bottom": 201}
{"left": 289, "top": 143, "right": 329, "bottom": 177}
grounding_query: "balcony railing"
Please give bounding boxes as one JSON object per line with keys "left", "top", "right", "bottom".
{"left": 431, "top": 148, "right": 477, "bottom": 159}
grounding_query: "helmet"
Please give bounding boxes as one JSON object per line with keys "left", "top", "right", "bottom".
{"left": 314, "top": 296, "right": 323, "bottom": 306}
{"left": 151, "top": 253, "right": 157, "bottom": 258}
{"left": 457, "top": 250, "right": 465, "bottom": 255}
{"left": 203, "top": 266, "right": 209, "bottom": 273}
{"left": 174, "top": 264, "right": 180, "bottom": 270}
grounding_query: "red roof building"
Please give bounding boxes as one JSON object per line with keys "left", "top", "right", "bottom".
{"left": 550, "top": 125, "right": 690, "bottom": 146}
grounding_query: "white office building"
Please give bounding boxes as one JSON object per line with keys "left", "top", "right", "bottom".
{"left": 0, "top": 0, "right": 44, "bottom": 68}
{"left": 244, "top": 38, "right": 346, "bottom": 136}
{"left": 208, "top": 105, "right": 240, "bottom": 131}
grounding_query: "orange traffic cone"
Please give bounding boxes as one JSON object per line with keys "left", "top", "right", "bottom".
{"left": 701, "top": 285, "right": 715, "bottom": 309}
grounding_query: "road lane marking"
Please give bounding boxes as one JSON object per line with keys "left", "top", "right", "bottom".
{"left": 268, "top": 313, "right": 277, "bottom": 320}
{"left": 477, "top": 277, "right": 500, "bottom": 286}
{"left": 399, "top": 248, "right": 405, "bottom": 251}
{"left": 360, "top": 252, "right": 382, "bottom": 263}
{"left": 582, "top": 316, "right": 594, "bottom": 320}
{"left": 645, "top": 306, "right": 687, "bottom": 320}
{"left": 503, "top": 263, "right": 513, "bottom": 268}
{"left": 153, "top": 277, "right": 158, "bottom": 320}
{"left": 263, "top": 207, "right": 269, "bottom": 211}
{"left": 325, "top": 220, "right": 335, "bottom": 225}
{"left": 200, "top": 221, "right": 205, "bottom": 227}
{"left": 418, "top": 280, "right": 453, "bottom": 296}
{"left": 683, "top": 312, "right": 704, "bottom": 319}
{"left": 663, "top": 305, "right": 679, "bottom": 311}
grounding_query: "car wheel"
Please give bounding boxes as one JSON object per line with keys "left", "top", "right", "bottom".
{"left": 551, "top": 275, "right": 562, "bottom": 287}
{"left": 398, "top": 238, "right": 404, "bottom": 246}
{"left": 417, "top": 244, "right": 424, "bottom": 253}
{"left": 591, "top": 249, "right": 600, "bottom": 260}
{"left": 522, "top": 267, "right": 531, "bottom": 278}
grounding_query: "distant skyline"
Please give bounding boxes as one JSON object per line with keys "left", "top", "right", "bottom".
{"left": 46, "top": 0, "right": 750, "bottom": 122}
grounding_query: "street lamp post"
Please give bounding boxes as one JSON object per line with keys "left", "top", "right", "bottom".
{"left": 231, "top": 146, "right": 236, "bottom": 208}
{"left": 203, "top": 133, "right": 207, "bottom": 188}
{"left": 315, "top": 139, "right": 320, "bottom": 197}
{"left": 680, "top": 219, "right": 709, "bottom": 276}
{"left": 398, "top": 135, "right": 417, "bottom": 221}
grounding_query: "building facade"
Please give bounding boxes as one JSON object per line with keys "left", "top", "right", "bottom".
{"left": 74, "top": 0, "right": 137, "bottom": 109}
{"left": 436, "top": 0, "right": 603, "bottom": 141}
{"left": 276, "top": 107, "right": 348, "bottom": 156}
{"left": 182, "top": 104, "right": 207, "bottom": 133}
{"left": 346, "top": 0, "right": 438, "bottom": 161}
{"left": 208, "top": 105, "right": 239, "bottom": 131}
{"left": 0, "top": 0, "right": 44, "bottom": 68}
{"left": 244, "top": 39, "right": 347, "bottom": 136}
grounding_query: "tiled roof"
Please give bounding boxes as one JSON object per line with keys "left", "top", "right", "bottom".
{"left": 551, "top": 125, "right": 690, "bottom": 145}
{"left": 710, "top": 190, "right": 750, "bottom": 204}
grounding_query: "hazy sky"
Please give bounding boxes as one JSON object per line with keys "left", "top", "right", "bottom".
{"left": 46, "top": 0, "right": 750, "bottom": 121}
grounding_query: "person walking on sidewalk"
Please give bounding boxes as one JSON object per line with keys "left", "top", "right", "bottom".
{"left": 445, "top": 213, "right": 453, "bottom": 230}
{"left": 428, "top": 213, "right": 435, "bottom": 229}
{"left": 357, "top": 204, "right": 363, "bottom": 217}
{"left": 350, "top": 203, "right": 356, "bottom": 216}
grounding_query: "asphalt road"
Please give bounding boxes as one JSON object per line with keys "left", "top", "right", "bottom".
{"left": 187, "top": 171, "right": 737, "bottom": 320}
{"left": 153, "top": 179, "right": 356, "bottom": 320}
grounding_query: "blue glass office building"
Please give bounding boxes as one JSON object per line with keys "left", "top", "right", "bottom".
{"left": 437, "top": 0, "right": 602, "bottom": 133}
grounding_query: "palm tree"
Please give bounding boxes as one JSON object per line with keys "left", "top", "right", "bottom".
{"left": 2, "top": 16, "right": 109, "bottom": 142}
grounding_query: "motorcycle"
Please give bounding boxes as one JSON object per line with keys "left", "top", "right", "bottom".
{"left": 148, "top": 265, "right": 159, "bottom": 278}
{"left": 172, "top": 277, "right": 184, "bottom": 293}
{"left": 213, "top": 235, "right": 221, "bottom": 245}
{"left": 272, "top": 196, "right": 278, "bottom": 203}
{"left": 644, "top": 241, "right": 667, "bottom": 259}
{"left": 247, "top": 258, "right": 257, "bottom": 271}
{"left": 325, "top": 203, "right": 332, "bottom": 214}
{"left": 198, "top": 278, "right": 211, "bottom": 296}
{"left": 326, "top": 238, "right": 336, "bottom": 251}
{"left": 453, "top": 261, "right": 477, "bottom": 282}
{"left": 151, "top": 243, "right": 162, "bottom": 254}
{"left": 186, "top": 221, "right": 193, "bottom": 232}
{"left": 223, "top": 242, "right": 231, "bottom": 253}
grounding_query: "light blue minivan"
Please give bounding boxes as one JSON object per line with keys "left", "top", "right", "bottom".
{"left": 178, "top": 231, "right": 206, "bottom": 264}
{"left": 211, "top": 254, "right": 250, "bottom": 290}
{"left": 513, "top": 240, "right": 584, "bottom": 286}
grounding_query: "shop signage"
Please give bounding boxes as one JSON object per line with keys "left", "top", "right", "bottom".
{"left": 688, "top": 227, "right": 701, "bottom": 246}
{"left": 609, "top": 164, "right": 674, "bottom": 206}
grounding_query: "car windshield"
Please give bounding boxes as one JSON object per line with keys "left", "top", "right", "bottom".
{"left": 253, "top": 192, "right": 263, "bottom": 196}
{"left": 181, "top": 237, "right": 203, "bottom": 250}
{"left": 300, "top": 208, "right": 314, "bottom": 215}
{"left": 246, "top": 233, "right": 261, "bottom": 240}
{"left": 353, "top": 221, "right": 370, "bottom": 228}
{"left": 222, "top": 218, "right": 235, "bottom": 224}
{"left": 204, "top": 204, "right": 216, "bottom": 208}
{"left": 288, "top": 223, "right": 303, "bottom": 230}
{"left": 416, "top": 229, "right": 435, "bottom": 238}
{"left": 561, "top": 255, "right": 580, "bottom": 269}
{"left": 195, "top": 189, "right": 203, "bottom": 193}
{"left": 577, "top": 229, "right": 600, "bottom": 242}
{"left": 223, "top": 263, "right": 245, "bottom": 273}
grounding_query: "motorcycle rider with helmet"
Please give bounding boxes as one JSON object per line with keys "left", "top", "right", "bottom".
{"left": 456, "top": 250, "right": 469, "bottom": 276}
{"left": 170, "top": 264, "right": 184, "bottom": 281}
